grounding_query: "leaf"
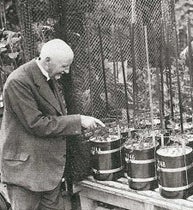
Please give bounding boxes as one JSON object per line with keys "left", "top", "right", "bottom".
{"left": 4, "top": 0, "right": 13, "bottom": 10}
{"left": 4, "top": 31, "right": 15, "bottom": 45}
{"left": 3, "top": 30, "right": 15, "bottom": 37}
{"left": 0, "top": 42, "right": 7, "bottom": 48}
{"left": 2, "top": 66, "right": 14, "bottom": 74}
{"left": 8, "top": 52, "right": 19, "bottom": 59}
{"left": 11, "top": 37, "right": 21, "bottom": 44}
{"left": 0, "top": 47, "right": 7, "bottom": 53}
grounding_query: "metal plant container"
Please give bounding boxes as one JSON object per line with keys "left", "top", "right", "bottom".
{"left": 90, "top": 135, "right": 124, "bottom": 181}
{"left": 157, "top": 145, "right": 193, "bottom": 199}
{"left": 125, "top": 139, "right": 158, "bottom": 191}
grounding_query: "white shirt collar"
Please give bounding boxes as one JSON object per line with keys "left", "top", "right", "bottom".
{"left": 36, "top": 58, "right": 50, "bottom": 81}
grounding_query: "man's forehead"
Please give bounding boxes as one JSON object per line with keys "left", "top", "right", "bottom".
{"left": 54, "top": 56, "right": 73, "bottom": 66}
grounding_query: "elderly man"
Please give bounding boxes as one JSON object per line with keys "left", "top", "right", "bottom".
{"left": 0, "top": 39, "right": 105, "bottom": 210}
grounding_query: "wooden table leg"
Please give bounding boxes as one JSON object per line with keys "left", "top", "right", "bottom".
{"left": 63, "top": 194, "right": 72, "bottom": 210}
{"left": 144, "top": 203, "right": 154, "bottom": 210}
{"left": 79, "top": 194, "right": 97, "bottom": 210}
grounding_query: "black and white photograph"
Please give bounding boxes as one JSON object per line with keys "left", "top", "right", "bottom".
{"left": 0, "top": 0, "right": 193, "bottom": 209}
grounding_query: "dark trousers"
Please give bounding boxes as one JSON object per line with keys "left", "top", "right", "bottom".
{"left": 6, "top": 182, "right": 65, "bottom": 210}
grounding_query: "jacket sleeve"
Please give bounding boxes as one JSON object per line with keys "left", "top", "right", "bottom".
{"left": 3, "top": 78, "right": 82, "bottom": 138}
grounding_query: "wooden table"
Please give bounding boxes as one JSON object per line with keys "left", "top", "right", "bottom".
{"left": 78, "top": 177, "right": 193, "bottom": 210}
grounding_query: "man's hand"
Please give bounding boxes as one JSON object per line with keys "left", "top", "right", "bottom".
{"left": 80, "top": 115, "right": 105, "bottom": 130}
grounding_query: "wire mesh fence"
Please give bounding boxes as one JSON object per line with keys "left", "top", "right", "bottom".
{"left": 64, "top": 0, "right": 177, "bottom": 126}
{"left": 14, "top": 0, "right": 182, "bottom": 123}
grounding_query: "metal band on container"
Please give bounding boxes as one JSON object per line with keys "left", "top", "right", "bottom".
{"left": 130, "top": 176, "right": 157, "bottom": 182}
{"left": 159, "top": 182, "right": 193, "bottom": 192}
{"left": 157, "top": 162, "right": 193, "bottom": 173}
{"left": 93, "top": 146, "right": 123, "bottom": 155}
{"left": 124, "top": 174, "right": 157, "bottom": 182}
{"left": 92, "top": 166, "right": 123, "bottom": 174}
{"left": 129, "top": 159, "right": 155, "bottom": 164}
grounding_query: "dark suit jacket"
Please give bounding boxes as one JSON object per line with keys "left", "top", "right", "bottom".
{"left": 0, "top": 59, "right": 81, "bottom": 191}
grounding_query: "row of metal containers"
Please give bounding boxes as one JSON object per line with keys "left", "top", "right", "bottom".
{"left": 89, "top": 130, "right": 193, "bottom": 199}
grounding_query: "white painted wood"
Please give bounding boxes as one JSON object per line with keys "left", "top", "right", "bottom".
{"left": 79, "top": 194, "right": 97, "bottom": 210}
{"left": 78, "top": 177, "right": 193, "bottom": 210}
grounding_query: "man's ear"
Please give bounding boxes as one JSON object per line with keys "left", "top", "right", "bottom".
{"left": 45, "top": 57, "right": 51, "bottom": 62}
{"left": 44, "top": 57, "right": 51, "bottom": 71}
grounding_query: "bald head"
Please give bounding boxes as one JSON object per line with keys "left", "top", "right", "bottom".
{"left": 40, "top": 39, "right": 74, "bottom": 62}
{"left": 38, "top": 39, "right": 74, "bottom": 80}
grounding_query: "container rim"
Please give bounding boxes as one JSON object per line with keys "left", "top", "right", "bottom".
{"left": 124, "top": 142, "right": 159, "bottom": 151}
{"left": 156, "top": 145, "right": 192, "bottom": 157}
{"left": 89, "top": 135, "right": 122, "bottom": 143}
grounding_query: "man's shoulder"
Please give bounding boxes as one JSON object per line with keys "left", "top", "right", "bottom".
{"left": 15, "top": 59, "right": 37, "bottom": 71}
{"left": 4, "top": 60, "right": 37, "bottom": 88}
{"left": 8, "top": 60, "right": 36, "bottom": 80}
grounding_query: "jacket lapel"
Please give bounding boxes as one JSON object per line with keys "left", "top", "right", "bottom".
{"left": 30, "top": 60, "right": 63, "bottom": 115}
